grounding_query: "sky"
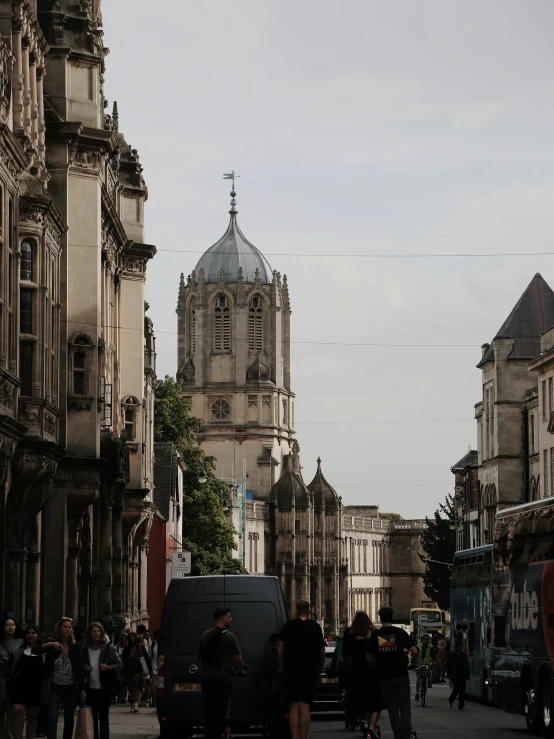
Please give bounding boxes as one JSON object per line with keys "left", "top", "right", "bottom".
{"left": 103, "top": 0, "right": 554, "bottom": 519}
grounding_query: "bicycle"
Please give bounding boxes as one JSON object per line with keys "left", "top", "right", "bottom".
{"left": 416, "top": 666, "right": 431, "bottom": 707}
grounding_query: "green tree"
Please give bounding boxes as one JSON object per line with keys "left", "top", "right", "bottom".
{"left": 154, "top": 376, "right": 246, "bottom": 575}
{"left": 418, "top": 494, "right": 455, "bottom": 611}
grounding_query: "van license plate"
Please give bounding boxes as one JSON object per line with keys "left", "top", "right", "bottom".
{"left": 321, "top": 677, "right": 338, "bottom": 684}
{"left": 174, "top": 683, "right": 201, "bottom": 692}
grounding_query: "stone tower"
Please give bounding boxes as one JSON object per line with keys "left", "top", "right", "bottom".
{"left": 176, "top": 184, "right": 295, "bottom": 501}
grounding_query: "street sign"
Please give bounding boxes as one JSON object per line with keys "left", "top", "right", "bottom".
{"left": 171, "top": 551, "right": 191, "bottom": 578}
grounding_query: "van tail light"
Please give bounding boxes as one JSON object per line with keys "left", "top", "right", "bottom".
{"left": 158, "top": 654, "right": 165, "bottom": 696}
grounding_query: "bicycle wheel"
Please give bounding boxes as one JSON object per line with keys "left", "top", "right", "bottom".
{"left": 421, "top": 684, "right": 426, "bottom": 707}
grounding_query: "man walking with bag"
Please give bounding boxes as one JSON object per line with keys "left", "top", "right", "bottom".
{"left": 199, "top": 608, "right": 244, "bottom": 739}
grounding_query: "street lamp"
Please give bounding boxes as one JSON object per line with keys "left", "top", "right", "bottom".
{"left": 198, "top": 470, "right": 208, "bottom": 484}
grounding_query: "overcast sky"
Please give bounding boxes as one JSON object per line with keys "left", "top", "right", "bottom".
{"left": 103, "top": 0, "right": 554, "bottom": 519}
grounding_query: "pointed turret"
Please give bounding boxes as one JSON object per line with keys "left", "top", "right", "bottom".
{"left": 307, "top": 457, "right": 339, "bottom": 510}
{"left": 270, "top": 454, "right": 309, "bottom": 510}
{"left": 478, "top": 274, "right": 554, "bottom": 367}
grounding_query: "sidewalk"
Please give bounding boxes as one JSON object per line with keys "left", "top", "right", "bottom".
{"left": 60, "top": 704, "right": 160, "bottom": 739}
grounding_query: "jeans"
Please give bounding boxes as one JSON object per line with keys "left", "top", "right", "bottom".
{"left": 381, "top": 675, "right": 412, "bottom": 739}
{"left": 48, "top": 683, "right": 80, "bottom": 739}
{"left": 202, "top": 679, "right": 231, "bottom": 739}
{"left": 449, "top": 678, "right": 466, "bottom": 709}
{"left": 87, "top": 689, "right": 111, "bottom": 739}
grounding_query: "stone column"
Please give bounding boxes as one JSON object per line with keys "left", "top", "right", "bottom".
{"left": 29, "top": 53, "right": 38, "bottom": 149}
{"left": 36, "top": 70, "right": 45, "bottom": 162}
{"left": 111, "top": 494, "right": 124, "bottom": 631}
{"left": 65, "top": 516, "right": 81, "bottom": 621}
{"left": 99, "top": 485, "right": 114, "bottom": 629}
{"left": 12, "top": 23, "right": 23, "bottom": 131}
{"left": 22, "top": 41, "right": 31, "bottom": 138}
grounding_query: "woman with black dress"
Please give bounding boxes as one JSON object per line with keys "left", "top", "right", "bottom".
{"left": 0, "top": 617, "right": 25, "bottom": 739}
{"left": 347, "top": 611, "right": 383, "bottom": 739}
{"left": 8, "top": 625, "right": 44, "bottom": 739}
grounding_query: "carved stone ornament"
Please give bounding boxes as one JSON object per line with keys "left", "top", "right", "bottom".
{"left": 0, "top": 39, "right": 13, "bottom": 123}
{"left": 44, "top": 414, "right": 56, "bottom": 436}
{"left": 69, "top": 147, "right": 103, "bottom": 171}
{"left": 262, "top": 395, "right": 272, "bottom": 407}
{"left": 0, "top": 378, "right": 15, "bottom": 409}
{"left": 20, "top": 205, "right": 44, "bottom": 226}
{"left": 18, "top": 402, "right": 39, "bottom": 426}
{"left": 248, "top": 395, "right": 258, "bottom": 408}
{"left": 0, "top": 141, "right": 21, "bottom": 179}
{"left": 123, "top": 257, "right": 146, "bottom": 275}
{"left": 69, "top": 399, "right": 92, "bottom": 412}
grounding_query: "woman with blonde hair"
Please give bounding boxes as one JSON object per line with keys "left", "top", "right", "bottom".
{"left": 43, "top": 618, "right": 86, "bottom": 739}
{"left": 82, "top": 622, "right": 121, "bottom": 739}
{"left": 347, "top": 611, "right": 384, "bottom": 739}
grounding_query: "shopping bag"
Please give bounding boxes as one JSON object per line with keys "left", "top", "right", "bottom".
{"left": 75, "top": 706, "right": 94, "bottom": 739}
{"left": 139, "top": 655, "right": 150, "bottom": 678}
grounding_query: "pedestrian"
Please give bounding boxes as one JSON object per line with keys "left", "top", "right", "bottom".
{"left": 260, "top": 634, "right": 286, "bottom": 739}
{"left": 149, "top": 631, "right": 160, "bottom": 710}
{"left": 369, "top": 607, "right": 418, "bottom": 739}
{"left": 121, "top": 631, "right": 151, "bottom": 713}
{"left": 82, "top": 621, "right": 122, "bottom": 739}
{"left": 43, "top": 618, "right": 86, "bottom": 739}
{"left": 437, "top": 637, "right": 447, "bottom": 683}
{"left": 1, "top": 618, "right": 25, "bottom": 739}
{"left": 347, "top": 611, "right": 383, "bottom": 739}
{"left": 7, "top": 625, "right": 44, "bottom": 739}
{"left": 115, "top": 633, "right": 128, "bottom": 705}
{"left": 198, "top": 607, "right": 244, "bottom": 739}
{"left": 277, "top": 600, "right": 325, "bottom": 739}
{"left": 446, "top": 640, "right": 470, "bottom": 711}
{"left": 35, "top": 634, "right": 54, "bottom": 738}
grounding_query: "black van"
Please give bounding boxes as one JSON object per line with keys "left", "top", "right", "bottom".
{"left": 157, "top": 575, "right": 288, "bottom": 737}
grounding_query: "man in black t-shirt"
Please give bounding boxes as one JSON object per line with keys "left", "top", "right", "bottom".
{"left": 278, "top": 600, "right": 325, "bottom": 739}
{"left": 369, "top": 607, "right": 418, "bottom": 739}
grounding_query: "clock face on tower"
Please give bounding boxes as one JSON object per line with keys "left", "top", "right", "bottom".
{"left": 211, "top": 398, "right": 231, "bottom": 421}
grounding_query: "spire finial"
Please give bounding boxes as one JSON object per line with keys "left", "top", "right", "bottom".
{"left": 223, "top": 170, "right": 240, "bottom": 214}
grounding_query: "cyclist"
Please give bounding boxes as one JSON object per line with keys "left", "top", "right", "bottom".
{"left": 414, "top": 634, "right": 435, "bottom": 702}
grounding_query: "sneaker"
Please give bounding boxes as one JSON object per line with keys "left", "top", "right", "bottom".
{"left": 414, "top": 694, "right": 419, "bottom": 702}
{"left": 458, "top": 706, "right": 467, "bottom": 711}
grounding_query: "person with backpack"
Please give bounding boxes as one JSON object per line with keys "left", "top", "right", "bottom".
{"left": 446, "top": 639, "right": 470, "bottom": 711}
{"left": 82, "top": 622, "right": 122, "bottom": 739}
{"left": 198, "top": 608, "right": 244, "bottom": 739}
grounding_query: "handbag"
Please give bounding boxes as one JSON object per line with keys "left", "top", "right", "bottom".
{"left": 75, "top": 706, "right": 94, "bottom": 739}
{"left": 100, "top": 667, "right": 122, "bottom": 699}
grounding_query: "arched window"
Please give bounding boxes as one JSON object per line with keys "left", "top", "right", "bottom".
{"left": 123, "top": 396, "right": 140, "bottom": 440}
{"left": 68, "top": 334, "right": 93, "bottom": 401}
{"left": 73, "top": 351, "right": 86, "bottom": 395}
{"left": 214, "top": 295, "right": 231, "bottom": 351}
{"left": 248, "top": 296, "right": 263, "bottom": 351}
{"left": 20, "top": 240, "right": 33, "bottom": 281}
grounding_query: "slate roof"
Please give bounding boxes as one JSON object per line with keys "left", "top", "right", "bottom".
{"left": 451, "top": 449, "right": 478, "bottom": 473}
{"left": 307, "top": 458, "right": 339, "bottom": 509}
{"left": 194, "top": 213, "right": 272, "bottom": 284}
{"left": 270, "top": 454, "right": 309, "bottom": 509}
{"left": 478, "top": 274, "right": 554, "bottom": 367}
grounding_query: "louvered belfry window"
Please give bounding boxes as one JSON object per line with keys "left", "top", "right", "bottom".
{"left": 190, "top": 299, "right": 196, "bottom": 354}
{"left": 214, "top": 295, "right": 231, "bottom": 351}
{"left": 248, "top": 296, "right": 263, "bottom": 351}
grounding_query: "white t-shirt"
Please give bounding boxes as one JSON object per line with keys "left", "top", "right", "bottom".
{"left": 88, "top": 648, "right": 102, "bottom": 690}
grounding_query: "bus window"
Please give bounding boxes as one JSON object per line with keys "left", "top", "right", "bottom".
{"left": 494, "top": 616, "right": 506, "bottom": 648}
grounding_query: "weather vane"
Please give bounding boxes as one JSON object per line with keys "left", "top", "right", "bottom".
{"left": 223, "top": 171, "right": 240, "bottom": 189}
{"left": 223, "top": 171, "right": 240, "bottom": 214}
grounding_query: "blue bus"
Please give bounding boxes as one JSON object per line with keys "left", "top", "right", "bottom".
{"left": 450, "top": 544, "right": 493, "bottom": 701}
{"left": 491, "top": 497, "right": 554, "bottom": 735}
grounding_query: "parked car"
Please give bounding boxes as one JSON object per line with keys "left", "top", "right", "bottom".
{"left": 313, "top": 646, "right": 342, "bottom": 712}
{"left": 156, "top": 575, "right": 288, "bottom": 738}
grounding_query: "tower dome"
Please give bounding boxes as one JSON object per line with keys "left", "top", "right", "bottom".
{"left": 194, "top": 182, "right": 272, "bottom": 283}
{"left": 307, "top": 458, "right": 339, "bottom": 509}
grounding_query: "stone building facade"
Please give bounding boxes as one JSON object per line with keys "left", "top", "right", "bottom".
{"left": 177, "top": 187, "right": 431, "bottom": 631}
{"left": 0, "top": 0, "right": 157, "bottom": 634}
{"left": 454, "top": 274, "right": 554, "bottom": 549}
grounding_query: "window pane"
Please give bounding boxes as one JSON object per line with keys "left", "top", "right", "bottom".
{"left": 74, "top": 370, "right": 85, "bottom": 395}
{"left": 20, "top": 341, "right": 33, "bottom": 396}
{"left": 20, "top": 288, "right": 33, "bottom": 333}
{"left": 20, "top": 241, "right": 32, "bottom": 281}
{"left": 74, "top": 351, "right": 86, "bottom": 369}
